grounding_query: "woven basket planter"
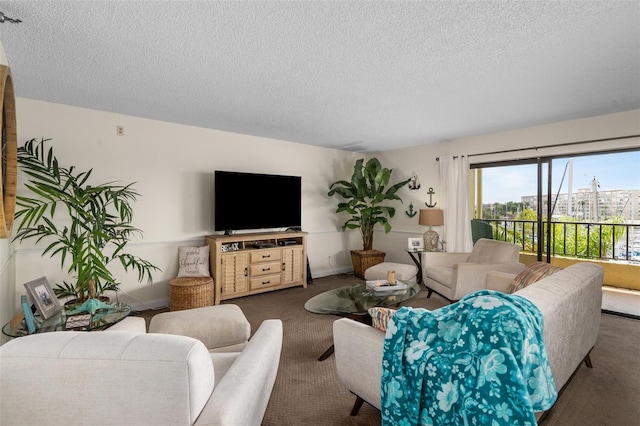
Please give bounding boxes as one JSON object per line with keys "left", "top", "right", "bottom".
{"left": 350, "top": 250, "right": 386, "bottom": 279}
{"left": 169, "top": 277, "right": 214, "bottom": 311}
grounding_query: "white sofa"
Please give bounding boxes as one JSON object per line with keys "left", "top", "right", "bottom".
{"left": 0, "top": 318, "right": 282, "bottom": 425}
{"left": 333, "top": 262, "right": 604, "bottom": 418}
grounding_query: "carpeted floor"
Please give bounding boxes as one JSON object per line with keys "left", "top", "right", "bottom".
{"left": 140, "top": 274, "right": 640, "bottom": 425}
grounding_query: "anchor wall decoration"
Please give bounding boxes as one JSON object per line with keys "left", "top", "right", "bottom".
{"left": 405, "top": 201, "right": 417, "bottom": 217}
{"left": 425, "top": 187, "right": 437, "bottom": 208}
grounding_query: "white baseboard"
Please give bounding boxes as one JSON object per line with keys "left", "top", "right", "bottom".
{"left": 602, "top": 286, "right": 640, "bottom": 317}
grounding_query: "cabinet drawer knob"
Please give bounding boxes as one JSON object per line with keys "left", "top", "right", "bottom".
{"left": 263, "top": 267, "right": 270, "bottom": 271}
{"left": 262, "top": 254, "right": 271, "bottom": 258}
{"left": 262, "top": 280, "right": 270, "bottom": 285}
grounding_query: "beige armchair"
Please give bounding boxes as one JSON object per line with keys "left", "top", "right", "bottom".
{"left": 422, "top": 238, "right": 525, "bottom": 301}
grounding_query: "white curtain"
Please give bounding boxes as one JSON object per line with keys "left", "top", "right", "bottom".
{"left": 439, "top": 155, "right": 473, "bottom": 252}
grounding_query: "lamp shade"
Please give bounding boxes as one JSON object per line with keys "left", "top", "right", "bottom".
{"left": 418, "top": 209, "right": 444, "bottom": 226}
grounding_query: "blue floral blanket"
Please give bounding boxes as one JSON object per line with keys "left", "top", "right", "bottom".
{"left": 381, "top": 290, "right": 557, "bottom": 425}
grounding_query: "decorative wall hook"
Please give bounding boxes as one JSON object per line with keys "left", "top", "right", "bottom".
{"left": 425, "top": 187, "right": 437, "bottom": 208}
{"left": 406, "top": 202, "right": 417, "bottom": 217}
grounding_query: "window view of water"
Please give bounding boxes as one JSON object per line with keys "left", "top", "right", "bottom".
{"left": 475, "top": 150, "right": 640, "bottom": 262}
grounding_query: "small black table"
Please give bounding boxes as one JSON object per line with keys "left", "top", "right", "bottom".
{"left": 405, "top": 249, "right": 426, "bottom": 284}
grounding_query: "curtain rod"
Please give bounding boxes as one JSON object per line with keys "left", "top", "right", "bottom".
{"left": 435, "top": 134, "right": 640, "bottom": 161}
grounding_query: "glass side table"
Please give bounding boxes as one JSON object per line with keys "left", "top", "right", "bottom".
{"left": 2, "top": 302, "right": 131, "bottom": 338}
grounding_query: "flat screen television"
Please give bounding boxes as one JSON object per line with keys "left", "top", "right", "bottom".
{"left": 214, "top": 170, "right": 302, "bottom": 233}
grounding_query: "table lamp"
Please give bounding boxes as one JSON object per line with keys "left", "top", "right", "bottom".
{"left": 419, "top": 209, "right": 444, "bottom": 251}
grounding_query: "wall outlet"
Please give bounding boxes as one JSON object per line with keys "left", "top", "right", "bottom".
{"left": 116, "top": 125, "right": 124, "bottom": 136}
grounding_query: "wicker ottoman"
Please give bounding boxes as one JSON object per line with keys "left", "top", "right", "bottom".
{"left": 169, "top": 276, "right": 214, "bottom": 311}
{"left": 364, "top": 262, "right": 418, "bottom": 283}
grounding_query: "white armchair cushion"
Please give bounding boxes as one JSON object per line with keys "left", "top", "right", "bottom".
{"left": 467, "top": 238, "right": 520, "bottom": 263}
{"left": 422, "top": 239, "right": 524, "bottom": 301}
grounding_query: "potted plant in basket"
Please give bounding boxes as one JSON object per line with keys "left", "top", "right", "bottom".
{"left": 13, "top": 138, "right": 159, "bottom": 304}
{"left": 328, "top": 157, "right": 410, "bottom": 278}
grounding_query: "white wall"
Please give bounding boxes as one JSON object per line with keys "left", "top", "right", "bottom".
{"left": 11, "top": 98, "right": 363, "bottom": 317}
{"left": 6, "top": 92, "right": 639, "bottom": 337}
{"left": 373, "top": 109, "right": 640, "bottom": 264}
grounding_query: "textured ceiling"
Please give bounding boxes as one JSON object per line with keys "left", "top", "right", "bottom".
{"left": 1, "top": 1, "right": 639, "bottom": 152}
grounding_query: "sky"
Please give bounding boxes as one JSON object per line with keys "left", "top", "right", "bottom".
{"left": 482, "top": 151, "right": 640, "bottom": 203}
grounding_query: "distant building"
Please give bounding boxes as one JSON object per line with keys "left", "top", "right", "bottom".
{"left": 521, "top": 188, "right": 640, "bottom": 222}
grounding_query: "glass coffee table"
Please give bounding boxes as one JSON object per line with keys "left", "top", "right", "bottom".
{"left": 304, "top": 280, "right": 420, "bottom": 360}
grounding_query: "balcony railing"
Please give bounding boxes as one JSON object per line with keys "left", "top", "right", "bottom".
{"left": 480, "top": 219, "right": 640, "bottom": 263}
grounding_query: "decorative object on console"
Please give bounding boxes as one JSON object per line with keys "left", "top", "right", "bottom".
{"left": 419, "top": 208, "right": 444, "bottom": 251}
{"left": 221, "top": 242, "right": 240, "bottom": 252}
{"left": 24, "top": 276, "right": 62, "bottom": 319}
{"left": 177, "top": 245, "right": 210, "bottom": 277}
{"left": 13, "top": 138, "right": 159, "bottom": 303}
{"left": 328, "top": 157, "right": 410, "bottom": 277}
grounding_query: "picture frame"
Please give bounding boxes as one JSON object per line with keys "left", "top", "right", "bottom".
{"left": 24, "top": 276, "right": 62, "bottom": 320}
{"left": 408, "top": 237, "right": 424, "bottom": 251}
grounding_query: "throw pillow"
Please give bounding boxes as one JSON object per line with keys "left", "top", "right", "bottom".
{"left": 368, "top": 307, "right": 397, "bottom": 332}
{"left": 177, "top": 245, "right": 210, "bottom": 277}
{"left": 508, "top": 262, "right": 563, "bottom": 293}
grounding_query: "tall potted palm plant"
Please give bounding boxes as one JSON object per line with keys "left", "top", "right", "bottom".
{"left": 328, "top": 157, "right": 409, "bottom": 278}
{"left": 13, "top": 138, "right": 159, "bottom": 303}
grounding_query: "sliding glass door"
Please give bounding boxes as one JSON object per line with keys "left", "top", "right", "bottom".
{"left": 472, "top": 159, "right": 550, "bottom": 261}
{"left": 472, "top": 149, "right": 640, "bottom": 263}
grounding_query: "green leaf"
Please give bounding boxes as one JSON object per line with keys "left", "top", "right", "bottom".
{"left": 328, "top": 157, "right": 409, "bottom": 249}
{"left": 13, "top": 138, "right": 159, "bottom": 298}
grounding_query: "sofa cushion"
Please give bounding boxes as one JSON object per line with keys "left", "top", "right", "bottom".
{"left": 368, "top": 307, "right": 397, "bottom": 332}
{"left": 178, "top": 245, "right": 210, "bottom": 277}
{"left": 508, "top": 262, "right": 563, "bottom": 293}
